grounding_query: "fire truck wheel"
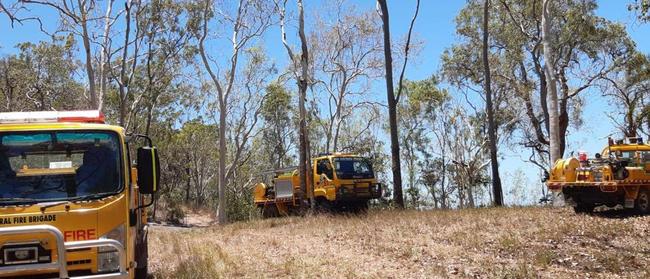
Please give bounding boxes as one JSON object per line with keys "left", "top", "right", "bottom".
{"left": 352, "top": 201, "right": 369, "bottom": 214}
{"left": 573, "top": 204, "right": 594, "bottom": 214}
{"left": 135, "top": 235, "right": 149, "bottom": 279}
{"left": 636, "top": 189, "right": 649, "bottom": 215}
{"left": 135, "top": 266, "right": 148, "bottom": 279}
{"left": 316, "top": 199, "right": 335, "bottom": 214}
{"left": 260, "top": 205, "right": 279, "bottom": 218}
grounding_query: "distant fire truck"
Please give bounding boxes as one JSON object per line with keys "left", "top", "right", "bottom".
{"left": 547, "top": 137, "right": 649, "bottom": 214}
{"left": 254, "top": 153, "right": 382, "bottom": 217}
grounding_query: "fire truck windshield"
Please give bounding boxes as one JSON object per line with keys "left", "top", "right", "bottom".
{"left": 0, "top": 131, "right": 122, "bottom": 205}
{"left": 334, "top": 157, "right": 374, "bottom": 179}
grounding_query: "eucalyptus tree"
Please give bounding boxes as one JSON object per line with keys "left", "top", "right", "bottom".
{"left": 191, "top": 0, "right": 274, "bottom": 223}
{"left": 444, "top": 0, "right": 635, "bottom": 171}
{"left": 172, "top": 120, "right": 219, "bottom": 206}
{"left": 261, "top": 83, "right": 294, "bottom": 169}
{"left": 600, "top": 53, "right": 650, "bottom": 138}
{"left": 541, "top": 0, "right": 561, "bottom": 166}
{"left": 481, "top": 0, "right": 503, "bottom": 206}
{"left": 309, "top": 3, "right": 383, "bottom": 153}
{"left": 0, "top": 36, "right": 84, "bottom": 112}
{"left": 421, "top": 100, "right": 454, "bottom": 209}
{"left": 630, "top": 0, "right": 650, "bottom": 21}
{"left": 446, "top": 109, "right": 491, "bottom": 208}
{"left": 274, "top": 0, "right": 310, "bottom": 208}
{"left": 123, "top": 0, "right": 192, "bottom": 134}
{"left": 398, "top": 77, "right": 448, "bottom": 208}
{"left": 376, "top": 0, "right": 420, "bottom": 209}
{"left": 6, "top": 0, "right": 114, "bottom": 109}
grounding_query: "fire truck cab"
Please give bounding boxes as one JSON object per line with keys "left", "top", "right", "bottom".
{"left": 0, "top": 111, "right": 160, "bottom": 279}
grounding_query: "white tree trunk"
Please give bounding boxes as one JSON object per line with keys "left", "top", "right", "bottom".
{"left": 217, "top": 97, "right": 228, "bottom": 223}
{"left": 98, "top": 0, "right": 114, "bottom": 112}
{"left": 542, "top": 0, "right": 561, "bottom": 165}
{"left": 77, "top": 0, "right": 97, "bottom": 109}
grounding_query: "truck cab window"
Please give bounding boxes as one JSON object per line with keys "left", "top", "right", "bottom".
{"left": 316, "top": 159, "right": 334, "bottom": 179}
{"left": 0, "top": 131, "right": 122, "bottom": 203}
{"left": 334, "top": 157, "right": 374, "bottom": 179}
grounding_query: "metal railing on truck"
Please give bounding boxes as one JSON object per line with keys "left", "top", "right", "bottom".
{"left": 0, "top": 225, "right": 128, "bottom": 279}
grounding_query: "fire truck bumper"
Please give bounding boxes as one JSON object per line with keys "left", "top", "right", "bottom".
{"left": 0, "top": 225, "right": 128, "bottom": 279}
{"left": 337, "top": 183, "right": 382, "bottom": 200}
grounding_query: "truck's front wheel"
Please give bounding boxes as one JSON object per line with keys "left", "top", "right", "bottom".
{"left": 352, "top": 201, "right": 369, "bottom": 214}
{"left": 135, "top": 266, "right": 148, "bottom": 279}
{"left": 573, "top": 203, "right": 594, "bottom": 214}
{"left": 635, "top": 189, "right": 649, "bottom": 215}
{"left": 135, "top": 231, "right": 149, "bottom": 279}
{"left": 316, "top": 198, "right": 335, "bottom": 214}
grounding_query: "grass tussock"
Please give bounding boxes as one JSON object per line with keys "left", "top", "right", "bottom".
{"left": 149, "top": 207, "right": 650, "bottom": 279}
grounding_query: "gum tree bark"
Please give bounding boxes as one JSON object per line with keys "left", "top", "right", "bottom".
{"left": 542, "top": 0, "right": 561, "bottom": 165}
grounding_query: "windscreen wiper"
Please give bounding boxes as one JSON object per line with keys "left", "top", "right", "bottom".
{"left": 40, "top": 193, "right": 114, "bottom": 212}
{"left": 0, "top": 197, "right": 40, "bottom": 206}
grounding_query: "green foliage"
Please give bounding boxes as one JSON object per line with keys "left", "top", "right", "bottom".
{"left": 165, "top": 201, "right": 186, "bottom": 225}
{"left": 629, "top": 0, "right": 650, "bottom": 22}
{"left": 0, "top": 35, "right": 84, "bottom": 111}
{"left": 261, "top": 83, "right": 294, "bottom": 168}
{"left": 397, "top": 76, "right": 449, "bottom": 208}
{"left": 443, "top": 0, "right": 637, "bottom": 169}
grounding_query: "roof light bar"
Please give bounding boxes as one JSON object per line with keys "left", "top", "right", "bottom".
{"left": 0, "top": 110, "right": 105, "bottom": 124}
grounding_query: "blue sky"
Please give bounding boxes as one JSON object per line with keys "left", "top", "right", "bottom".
{"left": 2, "top": 0, "right": 649, "bottom": 204}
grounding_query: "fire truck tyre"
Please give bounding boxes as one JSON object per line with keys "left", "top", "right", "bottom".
{"left": 635, "top": 189, "right": 649, "bottom": 215}
{"left": 135, "top": 235, "right": 149, "bottom": 279}
{"left": 135, "top": 266, "right": 148, "bottom": 279}
{"left": 316, "top": 199, "right": 335, "bottom": 214}
{"left": 573, "top": 204, "right": 594, "bottom": 214}
{"left": 261, "top": 205, "right": 279, "bottom": 218}
{"left": 353, "top": 201, "right": 369, "bottom": 214}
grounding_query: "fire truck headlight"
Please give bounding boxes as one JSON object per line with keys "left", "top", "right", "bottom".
{"left": 97, "top": 223, "right": 125, "bottom": 273}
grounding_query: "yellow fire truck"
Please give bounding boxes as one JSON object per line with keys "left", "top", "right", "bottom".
{"left": 547, "top": 137, "right": 650, "bottom": 214}
{"left": 0, "top": 111, "right": 160, "bottom": 278}
{"left": 254, "top": 153, "right": 382, "bottom": 217}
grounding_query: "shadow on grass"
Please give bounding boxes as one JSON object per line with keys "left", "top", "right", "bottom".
{"left": 590, "top": 208, "right": 645, "bottom": 219}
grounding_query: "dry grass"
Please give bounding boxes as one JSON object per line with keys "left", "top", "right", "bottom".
{"left": 149, "top": 207, "right": 650, "bottom": 278}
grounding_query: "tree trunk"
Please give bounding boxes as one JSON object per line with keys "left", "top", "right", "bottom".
{"left": 482, "top": 0, "right": 503, "bottom": 206}
{"left": 117, "top": 0, "right": 133, "bottom": 127}
{"left": 185, "top": 167, "right": 191, "bottom": 203}
{"left": 377, "top": 0, "right": 404, "bottom": 209}
{"left": 98, "top": 0, "right": 114, "bottom": 112}
{"left": 295, "top": 0, "right": 310, "bottom": 210}
{"left": 542, "top": 0, "right": 561, "bottom": 165}
{"left": 78, "top": 0, "right": 97, "bottom": 109}
{"left": 217, "top": 98, "right": 227, "bottom": 223}
{"left": 468, "top": 183, "right": 475, "bottom": 208}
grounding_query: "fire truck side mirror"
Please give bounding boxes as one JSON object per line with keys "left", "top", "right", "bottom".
{"left": 137, "top": 146, "right": 160, "bottom": 194}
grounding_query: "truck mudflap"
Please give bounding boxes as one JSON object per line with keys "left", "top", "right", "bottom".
{"left": 0, "top": 225, "right": 128, "bottom": 279}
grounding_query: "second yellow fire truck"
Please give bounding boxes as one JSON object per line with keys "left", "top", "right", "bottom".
{"left": 254, "top": 153, "right": 382, "bottom": 217}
